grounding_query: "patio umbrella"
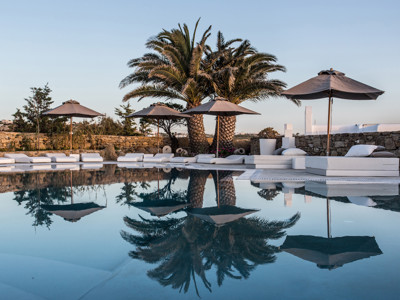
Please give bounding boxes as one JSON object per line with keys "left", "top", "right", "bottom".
{"left": 187, "top": 205, "right": 258, "bottom": 226}
{"left": 280, "top": 187, "right": 382, "bottom": 269}
{"left": 281, "top": 69, "right": 384, "bottom": 155}
{"left": 131, "top": 200, "right": 188, "bottom": 217}
{"left": 280, "top": 235, "right": 382, "bottom": 270}
{"left": 43, "top": 100, "right": 103, "bottom": 152}
{"left": 41, "top": 170, "right": 106, "bottom": 222}
{"left": 126, "top": 103, "right": 190, "bottom": 153}
{"left": 183, "top": 97, "right": 260, "bottom": 157}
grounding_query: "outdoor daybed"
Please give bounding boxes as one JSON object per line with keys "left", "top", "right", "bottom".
{"left": 117, "top": 153, "right": 153, "bottom": 162}
{"left": 80, "top": 153, "right": 104, "bottom": 162}
{"left": 305, "top": 157, "right": 399, "bottom": 177}
{"left": 169, "top": 154, "right": 215, "bottom": 164}
{"left": 196, "top": 155, "right": 246, "bottom": 164}
{"left": 245, "top": 155, "right": 306, "bottom": 169}
{"left": 45, "top": 153, "right": 79, "bottom": 163}
{"left": 143, "top": 153, "right": 174, "bottom": 163}
{"left": 4, "top": 153, "right": 51, "bottom": 163}
{"left": 0, "top": 157, "right": 15, "bottom": 164}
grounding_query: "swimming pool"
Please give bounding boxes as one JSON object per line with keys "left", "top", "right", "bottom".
{"left": 1, "top": 165, "right": 399, "bottom": 299}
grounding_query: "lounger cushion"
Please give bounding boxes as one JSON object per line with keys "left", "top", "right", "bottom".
{"left": 369, "top": 151, "right": 396, "bottom": 158}
{"left": 81, "top": 153, "right": 104, "bottom": 162}
{"left": 117, "top": 153, "right": 145, "bottom": 162}
{"left": 5, "top": 154, "right": 51, "bottom": 163}
{"left": 45, "top": 153, "right": 78, "bottom": 162}
{"left": 0, "top": 157, "right": 15, "bottom": 164}
{"left": 272, "top": 148, "right": 286, "bottom": 155}
{"left": 345, "top": 145, "right": 378, "bottom": 157}
{"left": 143, "top": 153, "right": 174, "bottom": 163}
{"left": 198, "top": 155, "right": 245, "bottom": 164}
{"left": 282, "top": 148, "right": 307, "bottom": 156}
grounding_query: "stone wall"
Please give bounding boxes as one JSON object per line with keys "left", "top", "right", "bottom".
{"left": 250, "top": 131, "right": 400, "bottom": 157}
{"left": 0, "top": 132, "right": 184, "bottom": 153}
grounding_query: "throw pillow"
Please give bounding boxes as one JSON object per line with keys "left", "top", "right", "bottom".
{"left": 281, "top": 148, "right": 307, "bottom": 156}
{"left": 344, "top": 145, "right": 378, "bottom": 157}
{"left": 272, "top": 147, "right": 286, "bottom": 155}
{"left": 369, "top": 151, "right": 396, "bottom": 157}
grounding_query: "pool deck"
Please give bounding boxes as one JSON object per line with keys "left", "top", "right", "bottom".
{"left": 0, "top": 161, "right": 399, "bottom": 184}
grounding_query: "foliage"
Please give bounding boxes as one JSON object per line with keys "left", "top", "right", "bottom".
{"left": 115, "top": 102, "right": 138, "bottom": 136}
{"left": 258, "top": 127, "right": 280, "bottom": 139}
{"left": 13, "top": 84, "right": 67, "bottom": 134}
{"left": 138, "top": 118, "right": 153, "bottom": 135}
{"left": 119, "top": 19, "right": 211, "bottom": 152}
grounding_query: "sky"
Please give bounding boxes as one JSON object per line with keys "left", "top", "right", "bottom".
{"left": 0, "top": 0, "right": 399, "bottom": 134}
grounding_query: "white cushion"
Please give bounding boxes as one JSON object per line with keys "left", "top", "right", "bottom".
{"left": 345, "top": 145, "right": 378, "bottom": 157}
{"left": 282, "top": 148, "right": 307, "bottom": 156}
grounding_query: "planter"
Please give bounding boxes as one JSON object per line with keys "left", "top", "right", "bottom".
{"left": 259, "top": 139, "right": 276, "bottom": 155}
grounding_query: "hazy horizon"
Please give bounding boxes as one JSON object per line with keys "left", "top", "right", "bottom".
{"left": 1, "top": 0, "right": 399, "bottom": 134}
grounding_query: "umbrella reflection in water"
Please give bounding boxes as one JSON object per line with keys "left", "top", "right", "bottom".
{"left": 280, "top": 183, "right": 383, "bottom": 270}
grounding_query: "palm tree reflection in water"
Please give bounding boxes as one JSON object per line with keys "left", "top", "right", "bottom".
{"left": 122, "top": 170, "right": 300, "bottom": 296}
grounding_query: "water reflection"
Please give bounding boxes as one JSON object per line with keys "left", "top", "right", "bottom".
{"left": 123, "top": 169, "right": 300, "bottom": 297}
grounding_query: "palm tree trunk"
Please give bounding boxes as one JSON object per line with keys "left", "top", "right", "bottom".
{"left": 211, "top": 170, "right": 236, "bottom": 206}
{"left": 186, "top": 104, "right": 209, "bottom": 154}
{"left": 210, "top": 116, "right": 236, "bottom": 153}
{"left": 187, "top": 170, "right": 209, "bottom": 208}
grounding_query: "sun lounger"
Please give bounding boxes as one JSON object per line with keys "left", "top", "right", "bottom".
{"left": 4, "top": 153, "right": 51, "bottom": 163}
{"left": 45, "top": 153, "right": 79, "bottom": 163}
{"left": 0, "top": 157, "right": 15, "bottom": 164}
{"left": 169, "top": 154, "right": 215, "bottom": 164}
{"left": 80, "top": 153, "right": 104, "bottom": 162}
{"left": 117, "top": 153, "right": 154, "bottom": 162}
{"left": 81, "top": 163, "right": 104, "bottom": 170}
{"left": 305, "top": 157, "right": 399, "bottom": 177}
{"left": 197, "top": 155, "right": 246, "bottom": 164}
{"left": 244, "top": 155, "right": 306, "bottom": 169}
{"left": 143, "top": 153, "right": 174, "bottom": 163}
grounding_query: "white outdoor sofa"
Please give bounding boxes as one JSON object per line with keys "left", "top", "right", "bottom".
{"left": 196, "top": 155, "right": 246, "bottom": 165}
{"left": 169, "top": 154, "right": 215, "bottom": 164}
{"left": 143, "top": 153, "right": 174, "bottom": 163}
{"left": 80, "top": 153, "right": 104, "bottom": 162}
{"left": 0, "top": 157, "right": 15, "bottom": 164}
{"left": 117, "top": 153, "right": 153, "bottom": 162}
{"left": 305, "top": 157, "right": 400, "bottom": 177}
{"left": 45, "top": 153, "right": 79, "bottom": 163}
{"left": 4, "top": 153, "right": 51, "bottom": 163}
{"left": 244, "top": 155, "right": 306, "bottom": 169}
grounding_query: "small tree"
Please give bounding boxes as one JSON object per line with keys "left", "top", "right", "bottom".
{"left": 114, "top": 103, "right": 138, "bottom": 136}
{"left": 147, "top": 103, "right": 187, "bottom": 152}
{"left": 138, "top": 118, "right": 152, "bottom": 135}
{"left": 258, "top": 127, "right": 280, "bottom": 139}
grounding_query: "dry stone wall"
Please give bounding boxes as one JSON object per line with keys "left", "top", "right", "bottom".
{"left": 250, "top": 131, "right": 400, "bottom": 157}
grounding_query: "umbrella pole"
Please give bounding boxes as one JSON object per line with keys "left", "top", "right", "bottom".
{"left": 70, "top": 116, "right": 73, "bottom": 154}
{"left": 157, "top": 118, "right": 160, "bottom": 153}
{"left": 216, "top": 115, "right": 220, "bottom": 158}
{"left": 217, "top": 170, "right": 220, "bottom": 208}
{"left": 326, "top": 96, "right": 333, "bottom": 156}
{"left": 70, "top": 170, "right": 74, "bottom": 205}
{"left": 327, "top": 198, "right": 331, "bottom": 238}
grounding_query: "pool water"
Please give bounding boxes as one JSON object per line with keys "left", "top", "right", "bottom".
{"left": 0, "top": 165, "right": 399, "bottom": 299}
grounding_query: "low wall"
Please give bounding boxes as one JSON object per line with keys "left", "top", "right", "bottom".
{"left": 0, "top": 132, "right": 179, "bottom": 153}
{"left": 250, "top": 131, "right": 400, "bottom": 157}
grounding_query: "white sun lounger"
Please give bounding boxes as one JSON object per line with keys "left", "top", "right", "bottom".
{"left": 52, "top": 164, "right": 80, "bottom": 171}
{"left": 0, "top": 157, "right": 15, "bottom": 164}
{"left": 117, "top": 153, "right": 153, "bottom": 162}
{"left": 169, "top": 154, "right": 215, "bottom": 164}
{"left": 197, "top": 155, "right": 246, "bottom": 164}
{"left": 4, "top": 153, "right": 51, "bottom": 163}
{"left": 81, "top": 163, "right": 104, "bottom": 170}
{"left": 244, "top": 155, "right": 306, "bottom": 169}
{"left": 143, "top": 153, "right": 174, "bottom": 163}
{"left": 80, "top": 153, "right": 104, "bottom": 162}
{"left": 45, "top": 153, "right": 79, "bottom": 163}
{"left": 305, "top": 157, "right": 400, "bottom": 177}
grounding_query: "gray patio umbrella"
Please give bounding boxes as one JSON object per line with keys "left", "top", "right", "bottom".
{"left": 183, "top": 97, "right": 260, "bottom": 157}
{"left": 280, "top": 235, "right": 382, "bottom": 270}
{"left": 131, "top": 200, "right": 188, "bottom": 217}
{"left": 43, "top": 100, "right": 103, "bottom": 152}
{"left": 126, "top": 103, "right": 190, "bottom": 153}
{"left": 281, "top": 69, "right": 384, "bottom": 155}
{"left": 187, "top": 205, "right": 258, "bottom": 226}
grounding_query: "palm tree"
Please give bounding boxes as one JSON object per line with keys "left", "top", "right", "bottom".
{"left": 187, "top": 170, "right": 210, "bottom": 208}
{"left": 120, "top": 19, "right": 212, "bottom": 153}
{"left": 204, "top": 32, "right": 298, "bottom": 150}
{"left": 121, "top": 212, "right": 300, "bottom": 296}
